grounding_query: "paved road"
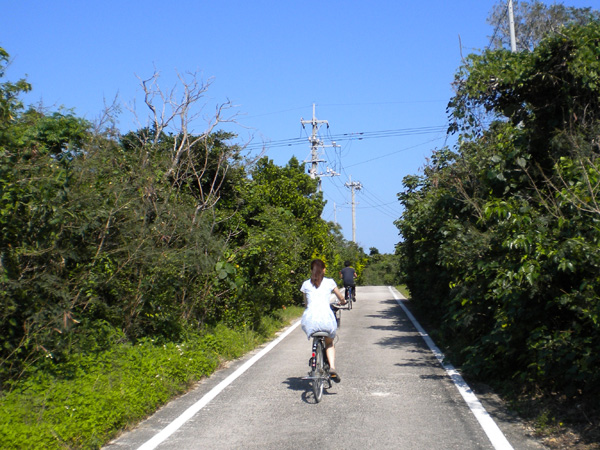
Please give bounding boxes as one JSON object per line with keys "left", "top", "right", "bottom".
{"left": 106, "top": 286, "right": 544, "bottom": 450}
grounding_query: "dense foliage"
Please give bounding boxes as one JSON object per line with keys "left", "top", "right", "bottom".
{"left": 0, "top": 46, "right": 363, "bottom": 392}
{"left": 0, "top": 325, "right": 249, "bottom": 448}
{"left": 0, "top": 308, "right": 301, "bottom": 449}
{"left": 361, "top": 248, "right": 401, "bottom": 286}
{"left": 0, "top": 43, "right": 368, "bottom": 446}
{"left": 396, "top": 22, "right": 600, "bottom": 405}
{"left": 487, "top": 0, "right": 600, "bottom": 52}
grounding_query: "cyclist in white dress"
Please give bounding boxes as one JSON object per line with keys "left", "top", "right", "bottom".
{"left": 301, "top": 259, "right": 346, "bottom": 382}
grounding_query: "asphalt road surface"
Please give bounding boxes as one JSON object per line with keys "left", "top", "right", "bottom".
{"left": 105, "top": 286, "right": 545, "bottom": 450}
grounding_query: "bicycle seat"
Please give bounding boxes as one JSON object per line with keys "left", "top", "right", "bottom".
{"left": 311, "top": 331, "right": 331, "bottom": 337}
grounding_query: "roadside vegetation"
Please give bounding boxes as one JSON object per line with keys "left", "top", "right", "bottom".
{"left": 360, "top": 247, "right": 401, "bottom": 287}
{"left": 3, "top": 1, "right": 600, "bottom": 449}
{"left": 396, "top": 3, "right": 600, "bottom": 448}
{"left": 0, "top": 45, "right": 367, "bottom": 448}
{"left": 0, "top": 308, "right": 303, "bottom": 449}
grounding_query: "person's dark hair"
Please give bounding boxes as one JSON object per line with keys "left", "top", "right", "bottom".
{"left": 344, "top": 261, "right": 351, "bottom": 267}
{"left": 310, "top": 259, "right": 326, "bottom": 288}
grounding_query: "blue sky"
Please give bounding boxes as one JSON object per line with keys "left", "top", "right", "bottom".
{"left": 2, "top": 1, "right": 596, "bottom": 254}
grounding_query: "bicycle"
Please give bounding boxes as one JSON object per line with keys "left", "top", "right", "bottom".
{"left": 344, "top": 285, "right": 356, "bottom": 309}
{"left": 303, "top": 302, "right": 343, "bottom": 403}
{"left": 304, "top": 331, "right": 331, "bottom": 402}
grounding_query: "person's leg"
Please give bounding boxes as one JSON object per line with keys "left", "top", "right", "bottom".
{"left": 324, "top": 337, "right": 336, "bottom": 370}
{"left": 325, "top": 336, "right": 341, "bottom": 382}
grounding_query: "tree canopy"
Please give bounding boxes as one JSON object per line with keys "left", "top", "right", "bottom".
{"left": 0, "top": 47, "right": 366, "bottom": 386}
{"left": 396, "top": 21, "right": 600, "bottom": 403}
{"left": 487, "top": 0, "right": 600, "bottom": 52}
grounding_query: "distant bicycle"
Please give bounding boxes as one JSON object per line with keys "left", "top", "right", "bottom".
{"left": 344, "top": 285, "right": 356, "bottom": 309}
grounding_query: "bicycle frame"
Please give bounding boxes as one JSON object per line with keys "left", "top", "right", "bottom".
{"left": 303, "top": 304, "right": 342, "bottom": 402}
{"left": 306, "top": 332, "right": 331, "bottom": 402}
{"left": 343, "top": 286, "right": 354, "bottom": 310}
{"left": 309, "top": 332, "right": 330, "bottom": 373}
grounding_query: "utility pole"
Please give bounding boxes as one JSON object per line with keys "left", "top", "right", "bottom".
{"left": 345, "top": 175, "right": 362, "bottom": 243}
{"left": 300, "top": 104, "right": 339, "bottom": 191}
{"left": 333, "top": 202, "right": 337, "bottom": 225}
{"left": 508, "top": 0, "right": 517, "bottom": 52}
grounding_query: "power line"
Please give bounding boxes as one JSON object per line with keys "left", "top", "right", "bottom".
{"left": 300, "top": 104, "right": 340, "bottom": 191}
{"left": 325, "top": 174, "right": 402, "bottom": 222}
{"left": 361, "top": 187, "right": 402, "bottom": 217}
{"left": 239, "top": 100, "right": 447, "bottom": 120}
{"left": 345, "top": 136, "right": 445, "bottom": 168}
{"left": 319, "top": 100, "right": 446, "bottom": 106}
{"left": 359, "top": 193, "right": 401, "bottom": 220}
{"left": 243, "top": 125, "right": 447, "bottom": 152}
{"left": 244, "top": 136, "right": 307, "bottom": 152}
{"left": 329, "top": 126, "right": 447, "bottom": 141}
{"left": 319, "top": 134, "right": 438, "bottom": 225}
{"left": 275, "top": 111, "right": 445, "bottom": 245}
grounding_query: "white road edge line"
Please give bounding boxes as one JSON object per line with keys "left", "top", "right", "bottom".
{"left": 388, "top": 286, "right": 514, "bottom": 450}
{"left": 137, "top": 320, "right": 302, "bottom": 450}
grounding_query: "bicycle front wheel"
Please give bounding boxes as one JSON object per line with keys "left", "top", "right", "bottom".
{"left": 312, "top": 339, "right": 325, "bottom": 402}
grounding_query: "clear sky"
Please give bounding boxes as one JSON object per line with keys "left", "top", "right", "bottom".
{"left": 2, "top": 1, "right": 596, "bottom": 254}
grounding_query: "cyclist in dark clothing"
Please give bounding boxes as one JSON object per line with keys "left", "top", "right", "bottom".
{"left": 339, "top": 261, "right": 357, "bottom": 302}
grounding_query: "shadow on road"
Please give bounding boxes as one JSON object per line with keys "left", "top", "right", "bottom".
{"left": 395, "top": 359, "right": 441, "bottom": 369}
{"left": 282, "top": 377, "right": 338, "bottom": 404}
{"left": 375, "top": 334, "right": 428, "bottom": 350}
{"left": 367, "top": 298, "right": 431, "bottom": 352}
{"left": 282, "top": 376, "right": 307, "bottom": 392}
{"left": 364, "top": 297, "right": 451, "bottom": 374}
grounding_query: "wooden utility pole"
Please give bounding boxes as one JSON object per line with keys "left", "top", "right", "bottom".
{"left": 334, "top": 202, "right": 337, "bottom": 225}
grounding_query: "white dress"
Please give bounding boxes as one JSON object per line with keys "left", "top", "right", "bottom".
{"left": 300, "top": 277, "right": 338, "bottom": 339}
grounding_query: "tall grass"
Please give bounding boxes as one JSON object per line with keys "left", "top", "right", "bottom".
{"left": 0, "top": 307, "right": 303, "bottom": 449}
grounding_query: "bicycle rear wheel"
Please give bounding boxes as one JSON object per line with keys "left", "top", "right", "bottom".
{"left": 312, "top": 339, "right": 325, "bottom": 402}
{"left": 347, "top": 290, "right": 353, "bottom": 310}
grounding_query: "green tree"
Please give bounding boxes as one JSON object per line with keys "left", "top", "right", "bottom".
{"left": 232, "top": 157, "right": 331, "bottom": 320}
{"left": 327, "top": 224, "right": 367, "bottom": 285}
{"left": 397, "top": 22, "right": 600, "bottom": 402}
{"left": 0, "top": 48, "right": 31, "bottom": 146}
{"left": 0, "top": 63, "right": 247, "bottom": 382}
{"left": 487, "top": 0, "right": 600, "bottom": 52}
{"left": 361, "top": 252, "right": 400, "bottom": 286}
{"left": 0, "top": 47, "right": 368, "bottom": 395}
{"left": 1, "top": 48, "right": 96, "bottom": 379}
